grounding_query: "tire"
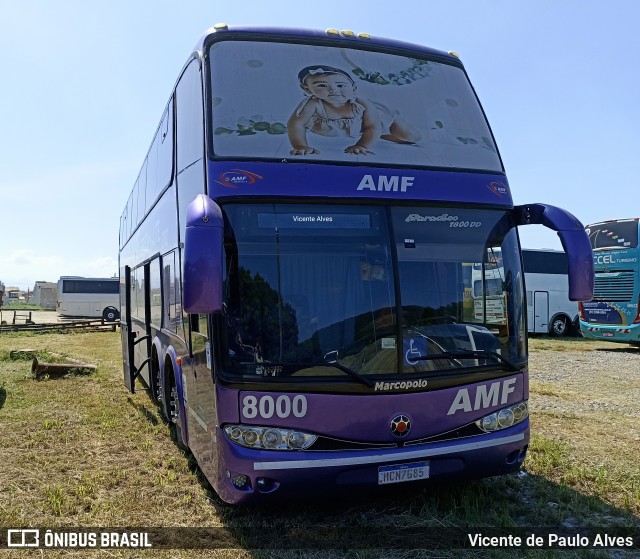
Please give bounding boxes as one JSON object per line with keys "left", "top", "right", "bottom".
{"left": 549, "top": 316, "right": 570, "bottom": 337}
{"left": 162, "top": 361, "right": 188, "bottom": 450}
{"left": 572, "top": 318, "right": 582, "bottom": 337}
{"left": 102, "top": 306, "right": 120, "bottom": 322}
{"left": 149, "top": 350, "right": 161, "bottom": 403}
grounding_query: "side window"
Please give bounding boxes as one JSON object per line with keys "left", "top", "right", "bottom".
{"left": 130, "top": 268, "right": 138, "bottom": 320}
{"left": 192, "top": 314, "right": 208, "bottom": 335}
{"left": 163, "top": 255, "right": 173, "bottom": 331}
{"left": 162, "top": 251, "right": 182, "bottom": 335}
{"left": 136, "top": 268, "right": 145, "bottom": 319}
{"left": 158, "top": 101, "right": 174, "bottom": 189}
{"left": 131, "top": 180, "right": 138, "bottom": 229}
{"left": 150, "top": 258, "right": 162, "bottom": 327}
{"left": 146, "top": 132, "right": 158, "bottom": 207}
{"left": 137, "top": 160, "right": 147, "bottom": 221}
{"left": 147, "top": 101, "right": 174, "bottom": 209}
{"left": 176, "top": 58, "right": 205, "bottom": 244}
{"left": 119, "top": 213, "right": 124, "bottom": 249}
{"left": 125, "top": 191, "right": 133, "bottom": 240}
{"left": 176, "top": 59, "right": 204, "bottom": 173}
{"left": 120, "top": 272, "right": 127, "bottom": 319}
{"left": 191, "top": 314, "right": 209, "bottom": 361}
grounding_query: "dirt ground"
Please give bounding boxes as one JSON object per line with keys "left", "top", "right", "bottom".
{"left": 0, "top": 309, "right": 63, "bottom": 325}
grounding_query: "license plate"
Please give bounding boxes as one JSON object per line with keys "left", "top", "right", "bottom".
{"left": 603, "top": 332, "right": 614, "bottom": 337}
{"left": 378, "top": 461, "right": 429, "bottom": 485}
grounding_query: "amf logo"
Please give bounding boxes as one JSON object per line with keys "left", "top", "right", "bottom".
{"left": 487, "top": 181, "right": 508, "bottom": 197}
{"left": 216, "top": 169, "right": 263, "bottom": 188}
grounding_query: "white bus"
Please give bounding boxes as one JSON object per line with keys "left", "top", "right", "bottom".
{"left": 56, "top": 276, "right": 120, "bottom": 321}
{"left": 472, "top": 249, "right": 578, "bottom": 337}
{"left": 523, "top": 249, "right": 579, "bottom": 336}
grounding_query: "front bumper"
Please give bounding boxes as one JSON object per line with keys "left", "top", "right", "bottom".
{"left": 214, "top": 421, "right": 529, "bottom": 504}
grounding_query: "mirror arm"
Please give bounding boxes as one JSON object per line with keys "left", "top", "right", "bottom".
{"left": 514, "top": 203, "right": 594, "bottom": 301}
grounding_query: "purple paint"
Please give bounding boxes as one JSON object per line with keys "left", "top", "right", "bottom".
{"left": 183, "top": 195, "right": 224, "bottom": 313}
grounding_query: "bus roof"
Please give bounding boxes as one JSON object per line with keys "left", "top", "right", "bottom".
{"left": 196, "top": 25, "right": 461, "bottom": 65}
{"left": 58, "top": 276, "right": 118, "bottom": 281}
{"left": 585, "top": 217, "right": 639, "bottom": 228}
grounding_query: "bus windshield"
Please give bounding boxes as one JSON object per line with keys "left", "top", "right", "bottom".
{"left": 586, "top": 219, "right": 639, "bottom": 250}
{"left": 209, "top": 40, "right": 502, "bottom": 172}
{"left": 220, "top": 204, "right": 525, "bottom": 383}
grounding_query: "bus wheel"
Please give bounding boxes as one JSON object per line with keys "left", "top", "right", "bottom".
{"left": 162, "top": 362, "right": 187, "bottom": 450}
{"left": 550, "top": 316, "right": 569, "bottom": 337}
{"left": 572, "top": 318, "right": 582, "bottom": 337}
{"left": 149, "top": 350, "right": 161, "bottom": 403}
{"left": 102, "top": 306, "right": 120, "bottom": 322}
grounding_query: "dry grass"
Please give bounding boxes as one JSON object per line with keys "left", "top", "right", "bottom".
{"left": 0, "top": 331, "right": 638, "bottom": 558}
{"left": 528, "top": 337, "right": 613, "bottom": 352}
{"left": 526, "top": 336, "right": 640, "bottom": 520}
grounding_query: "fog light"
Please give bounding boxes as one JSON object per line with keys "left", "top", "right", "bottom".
{"left": 231, "top": 474, "right": 249, "bottom": 489}
{"left": 256, "top": 477, "right": 273, "bottom": 492}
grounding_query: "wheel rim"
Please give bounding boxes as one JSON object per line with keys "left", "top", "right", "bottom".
{"left": 552, "top": 319, "right": 566, "bottom": 335}
{"left": 170, "top": 386, "right": 180, "bottom": 424}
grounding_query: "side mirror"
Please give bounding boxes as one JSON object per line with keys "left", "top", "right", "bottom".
{"left": 183, "top": 194, "right": 224, "bottom": 313}
{"left": 514, "top": 203, "right": 594, "bottom": 301}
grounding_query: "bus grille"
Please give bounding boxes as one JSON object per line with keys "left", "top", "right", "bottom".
{"left": 593, "top": 272, "right": 635, "bottom": 302}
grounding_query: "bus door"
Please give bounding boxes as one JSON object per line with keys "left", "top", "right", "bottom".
{"left": 123, "top": 266, "right": 134, "bottom": 392}
{"left": 533, "top": 291, "right": 549, "bottom": 333}
{"left": 124, "top": 264, "right": 153, "bottom": 392}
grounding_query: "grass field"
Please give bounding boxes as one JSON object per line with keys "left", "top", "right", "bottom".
{"left": 0, "top": 302, "right": 47, "bottom": 312}
{"left": 0, "top": 330, "right": 638, "bottom": 558}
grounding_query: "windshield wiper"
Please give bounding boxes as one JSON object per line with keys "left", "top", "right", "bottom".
{"left": 411, "top": 350, "right": 519, "bottom": 372}
{"left": 255, "top": 361, "right": 375, "bottom": 387}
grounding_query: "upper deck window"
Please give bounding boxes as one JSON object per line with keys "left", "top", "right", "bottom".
{"left": 209, "top": 40, "right": 503, "bottom": 172}
{"left": 586, "top": 220, "right": 639, "bottom": 250}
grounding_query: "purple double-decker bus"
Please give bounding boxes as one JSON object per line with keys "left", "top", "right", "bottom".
{"left": 119, "top": 25, "right": 594, "bottom": 504}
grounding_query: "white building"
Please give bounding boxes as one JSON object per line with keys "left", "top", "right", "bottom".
{"left": 32, "top": 281, "right": 57, "bottom": 309}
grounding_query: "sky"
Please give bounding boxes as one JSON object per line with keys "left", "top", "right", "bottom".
{"left": 1, "top": 0, "right": 638, "bottom": 290}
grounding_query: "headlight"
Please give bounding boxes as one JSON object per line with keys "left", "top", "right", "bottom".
{"left": 476, "top": 401, "right": 528, "bottom": 433}
{"left": 224, "top": 424, "right": 317, "bottom": 450}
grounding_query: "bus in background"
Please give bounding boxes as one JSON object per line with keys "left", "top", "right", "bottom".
{"left": 469, "top": 247, "right": 506, "bottom": 326}
{"left": 579, "top": 218, "right": 640, "bottom": 346}
{"left": 471, "top": 249, "right": 579, "bottom": 337}
{"left": 57, "top": 276, "right": 120, "bottom": 321}
{"left": 119, "top": 25, "right": 593, "bottom": 504}
{"left": 523, "top": 249, "right": 579, "bottom": 337}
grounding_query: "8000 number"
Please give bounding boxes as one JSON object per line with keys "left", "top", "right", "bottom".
{"left": 242, "top": 395, "right": 308, "bottom": 419}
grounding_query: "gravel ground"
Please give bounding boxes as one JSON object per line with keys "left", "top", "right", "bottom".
{"left": 528, "top": 344, "right": 640, "bottom": 418}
